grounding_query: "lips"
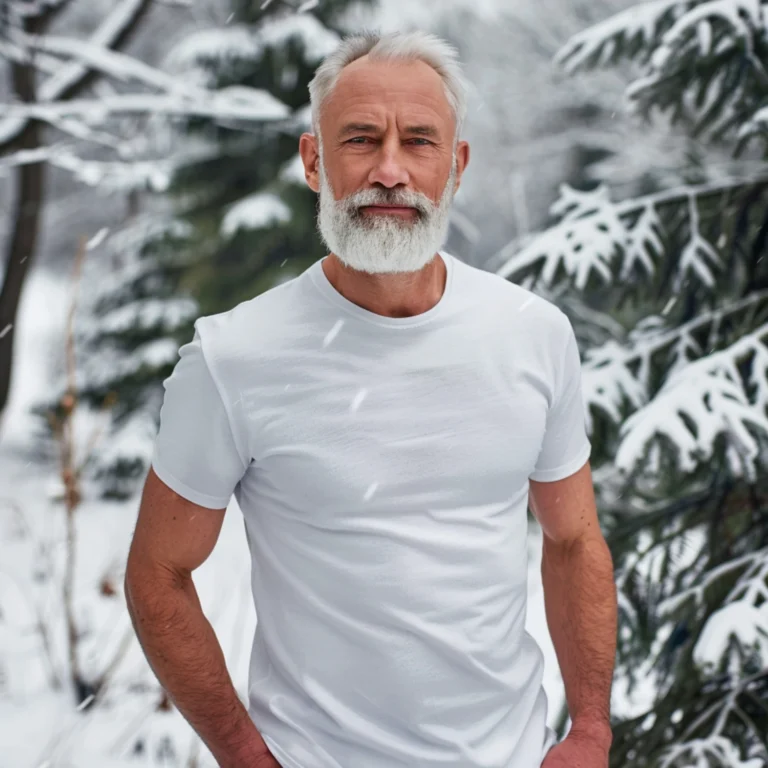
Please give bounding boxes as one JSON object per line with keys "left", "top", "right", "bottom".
{"left": 359, "top": 205, "right": 419, "bottom": 218}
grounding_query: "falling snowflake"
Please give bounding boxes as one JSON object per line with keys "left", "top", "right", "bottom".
{"left": 350, "top": 389, "right": 367, "bottom": 413}
{"left": 323, "top": 319, "right": 345, "bottom": 347}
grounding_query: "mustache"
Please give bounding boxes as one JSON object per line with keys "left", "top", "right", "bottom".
{"left": 341, "top": 187, "right": 435, "bottom": 220}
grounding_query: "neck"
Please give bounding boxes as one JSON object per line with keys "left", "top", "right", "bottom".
{"left": 321, "top": 252, "right": 446, "bottom": 319}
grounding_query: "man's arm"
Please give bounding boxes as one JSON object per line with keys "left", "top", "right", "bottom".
{"left": 125, "top": 468, "right": 271, "bottom": 767}
{"left": 529, "top": 460, "right": 617, "bottom": 750}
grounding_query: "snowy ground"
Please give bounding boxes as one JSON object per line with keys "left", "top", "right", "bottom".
{"left": 0, "top": 266, "right": 567, "bottom": 766}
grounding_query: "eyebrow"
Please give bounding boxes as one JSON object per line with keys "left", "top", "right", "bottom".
{"left": 337, "top": 123, "right": 441, "bottom": 139}
{"left": 404, "top": 125, "right": 440, "bottom": 138}
{"left": 338, "top": 123, "right": 379, "bottom": 138}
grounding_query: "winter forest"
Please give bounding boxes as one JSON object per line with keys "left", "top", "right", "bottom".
{"left": 1, "top": 0, "right": 767, "bottom": 765}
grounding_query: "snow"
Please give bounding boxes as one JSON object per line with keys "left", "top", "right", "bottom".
{"left": 554, "top": 0, "right": 684, "bottom": 74}
{"left": 739, "top": 105, "right": 768, "bottom": 142}
{"left": 220, "top": 193, "right": 292, "bottom": 237}
{"left": 2, "top": 25, "right": 291, "bottom": 129}
{"left": 40, "top": 0, "right": 152, "bottom": 102}
{"left": 322, "top": 318, "right": 345, "bottom": 347}
{"left": 659, "top": 736, "right": 765, "bottom": 768}
{"left": 104, "top": 215, "right": 194, "bottom": 261}
{"left": 280, "top": 153, "right": 308, "bottom": 185}
{"left": 675, "top": 196, "right": 721, "bottom": 290}
{"left": 258, "top": 14, "right": 340, "bottom": 62}
{"left": 497, "top": 175, "right": 768, "bottom": 291}
{"left": 695, "top": 602, "right": 768, "bottom": 670}
{"left": 164, "top": 25, "right": 262, "bottom": 71}
{"left": 0, "top": 271, "right": 71, "bottom": 449}
{"left": 16, "top": 33, "right": 198, "bottom": 98}
{"left": 344, "top": 0, "right": 506, "bottom": 29}
{"left": 165, "top": 15, "right": 339, "bottom": 75}
{"left": 615, "top": 324, "right": 768, "bottom": 480}
{"left": 497, "top": 184, "right": 628, "bottom": 290}
{"left": 0, "top": 0, "right": 152, "bottom": 150}
{"left": 2, "top": 89, "right": 290, "bottom": 124}
{"left": 292, "top": 103, "right": 314, "bottom": 131}
{"left": 95, "top": 297, "right": 198, "bottom": 336}
{"left": 50, "top": 153, "right": 174, "bottom": 192}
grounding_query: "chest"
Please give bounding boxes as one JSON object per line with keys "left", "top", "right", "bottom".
{"left": 238, "top": 338, "right": 549, "bottom": 517}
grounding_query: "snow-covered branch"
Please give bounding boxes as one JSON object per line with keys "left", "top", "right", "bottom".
{"left": 0, "top": 0, "right": 151, "bottom": 149}
{"left": 39, "top": 0, "right": 151, "bottom": 99}
{"left": 659, "top": 550, "right": 767, "bottom": 615}
{"left": 555, "top": 0, "right": 768, "bottom": 148}
{"left": 578, "top": 288, "right": 768, "bottom": 439}
{"left": 0, "top": 143, "right": 71, "bottom": 171}
{"left": 496, "top": 174, "right": 768, "bottom": 290}
{"left": 739, "top": 104, "right": 768, "bottom": 143}
{"left": 615, "top": 322, "right": 768, "bottom": 481}
{"left": 554, "top": 0, "right": 690, "bottom": 73}
{"left": 555, "top": 0, "right": 764, "bottom": 75}
{"left": 659, "top": 734, "right": 764, "bottom": 768}
{"left": 1, "top": 89, "right": 290, "bottom": 122}
{"left": 3, "top": 32, "right": 202, "bottom": 97}
{"left": 165, "top": 14, "right": 339, "bottom": 74}
{"left": 0, "top": 28, "right": 291, "bottom": 125}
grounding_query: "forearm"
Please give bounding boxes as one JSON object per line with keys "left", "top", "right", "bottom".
{"left": 125, "top": 565, "right": 267, "bottom": 767}
{"left": 541, "top": 531, "right": 617, "bottom": 743}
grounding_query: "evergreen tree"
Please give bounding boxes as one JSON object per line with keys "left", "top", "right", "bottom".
{"left": 58, "top": 1, "right": 372, "bottom": 499}
{"left": 498, "top": 3, "right": 768, "bottom": 766}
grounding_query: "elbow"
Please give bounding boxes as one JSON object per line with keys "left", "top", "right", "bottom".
{"left": 124, "top": 553, "right": 170, "bottom": 612}
{"left": 124, "top": 551, "right": 194, "bottom": 618}
{"left": 542, "top": 528, "right": 613, "bottom": 572}
{"left": 124, "top": 555, "right": 148, "bottom": 618}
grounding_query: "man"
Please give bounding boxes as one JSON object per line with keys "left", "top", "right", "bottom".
{"left": 125, "top": 30, "right": 617, "bottom": 768}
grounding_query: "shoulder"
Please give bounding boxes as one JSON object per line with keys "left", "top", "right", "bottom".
{"left": 451, "top": 254, "right": 569, "bottom": 347}
{"left": 193, "top": 272, "right": 305, "bottom": 367}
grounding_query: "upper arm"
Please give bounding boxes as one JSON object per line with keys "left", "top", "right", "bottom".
{"left": 127, "top": 467, "right": 226, "bottom": 579}
{"left": 529, "top": 311, "right": 591, "bottom": 484}
{"left": 126, "top": 322, "right": 249, "bottom": 582}
{"left": 529, "top": 460, "right": 599, "bottom": 545}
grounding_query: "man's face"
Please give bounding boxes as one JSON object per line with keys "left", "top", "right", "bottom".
{"left": 299, "top": 56, "right": 470, "bottom": 274}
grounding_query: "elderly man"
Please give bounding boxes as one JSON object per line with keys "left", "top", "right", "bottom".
{"left": 125, "top": 30, "right": 617, "bottom": 768}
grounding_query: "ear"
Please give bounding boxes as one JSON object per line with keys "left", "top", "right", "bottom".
{"left": 453, "top": 140, "right": 470, "bottom": 193}
{"left": 299, "top": 133, "right": 321, "bottom": 193}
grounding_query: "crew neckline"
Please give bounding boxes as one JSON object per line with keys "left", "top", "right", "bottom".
{"left": 307, "top": 251, "right": 455, "bottom": 329}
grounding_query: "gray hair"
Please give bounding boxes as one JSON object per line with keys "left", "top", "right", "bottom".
{"left": 308, "top": 31, "right": 469, "bottom": 142}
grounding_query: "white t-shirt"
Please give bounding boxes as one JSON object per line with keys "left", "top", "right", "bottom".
{"left": 151, "top": 251, "right": 591, "bottom": 768}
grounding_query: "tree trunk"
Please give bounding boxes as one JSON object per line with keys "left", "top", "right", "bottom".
{"left": 0, "top": 49, "right": 45, "bottom": 423}
{"left": 0, "top": 0, "right": 154, "bottom": 426}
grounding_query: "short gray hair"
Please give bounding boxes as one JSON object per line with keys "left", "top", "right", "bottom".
{"left": 308, "top": 31, "right": 469, "bottom": 141}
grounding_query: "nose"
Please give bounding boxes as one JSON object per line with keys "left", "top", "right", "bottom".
{"left": 368, "top": 139, "right": 410, "bottom": 189}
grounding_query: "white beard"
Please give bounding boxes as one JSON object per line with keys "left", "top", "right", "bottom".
{"left": 317, "top": 153, "right": 457, "bottom": 275}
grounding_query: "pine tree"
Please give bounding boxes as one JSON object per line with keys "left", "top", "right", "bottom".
{"left": 62, "top": 1, "right": 371, "bottom": 499}
{"left": 497, "top": 3, "right": 768, "bottom": 766}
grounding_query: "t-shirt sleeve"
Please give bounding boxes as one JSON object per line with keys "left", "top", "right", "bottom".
{"left": 150, "top": 328, "right": 249, "bottom": 509}
{"left": 529, "top": 314, "right": 591, "bottom": 482}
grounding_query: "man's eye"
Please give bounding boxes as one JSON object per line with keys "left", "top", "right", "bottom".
{"left": 348, "top": 137, "right": 370, "bottom": 144}
{"left": 410, "top": 139, "right": 431, "bottom": 145}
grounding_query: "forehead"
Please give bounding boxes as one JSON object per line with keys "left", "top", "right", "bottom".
{"left": 321, "top": 56, "right": 455, "bottom": 133}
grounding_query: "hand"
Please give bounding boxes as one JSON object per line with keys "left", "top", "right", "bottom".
{"left": 541, "top": 729, "right": 610, "bottom": 768}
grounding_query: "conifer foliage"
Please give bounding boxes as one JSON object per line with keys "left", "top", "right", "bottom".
{"left": 499, "top": 2, "right": 768, "bottom": 766}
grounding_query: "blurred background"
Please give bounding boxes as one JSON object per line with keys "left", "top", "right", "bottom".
{"left": 1, "top": 0, "right": 767, "bottom": 765}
